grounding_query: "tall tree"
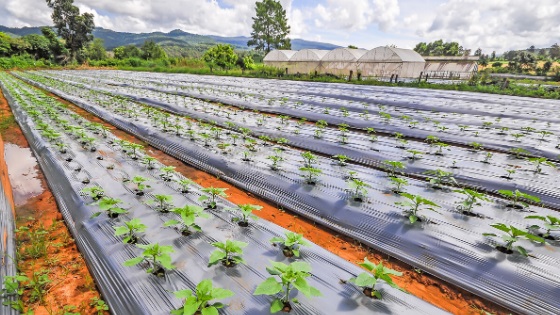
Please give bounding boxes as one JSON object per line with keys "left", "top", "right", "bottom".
{"left": 46, "top": 0, "right": 95, "bottom": 61}
{"left": 141, "top": 40, "right": 167, "bottom": 60}
{"left": 247, "top": 0, "right": 291, "bottom": 54}
{"left": 413, "top": 39, "right": 462, "bottom": 56}
{"left": 550, "top": 43, "right": 560, "bottom": 60}
{"left": 86, "top": 38, "right": 107, "bottom": 61}
{"left": 41, "top": 27, "right": 68, "bottom": 62}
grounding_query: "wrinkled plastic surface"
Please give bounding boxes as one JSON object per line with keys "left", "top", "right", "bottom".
{"left": 0, "top": 75, "right": 447, "bottom": 315}
{"left": 16, "top": 72, "right": 560, "bottom": 315}
{"left": 0, "top": 137, "right": 18, "bottom": 314}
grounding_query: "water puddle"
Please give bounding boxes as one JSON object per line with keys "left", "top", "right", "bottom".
{"left": 4, "top": 143, "right": 43, "bottom": 206}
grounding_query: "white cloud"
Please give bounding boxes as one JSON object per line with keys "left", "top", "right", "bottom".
{"left": 313, "top": 0, "right": 400, "bottom": 31}
{"left": 417, "top": 0, "right": 560, "bottom": 53}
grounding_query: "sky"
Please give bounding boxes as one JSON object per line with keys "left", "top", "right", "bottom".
{"left": 1, "top": 0, "right": 559, "bottom": 54}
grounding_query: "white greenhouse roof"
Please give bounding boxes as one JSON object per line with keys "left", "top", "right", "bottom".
{"left": 290, "top": 49, "right": 330, "bottom": 62}
{"left": 358, "top": 47, "right": 425, "bottom": 63}
{"left": 322, "top": 48, "right": 368, "bottom": 62}
{"left": 263, "top": 50, "right": 297, "bottom": 62}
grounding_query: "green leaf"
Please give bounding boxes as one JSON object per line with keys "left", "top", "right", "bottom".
{"left": 123, "top": 256, "right": 144, "bottom": 267}
{"left": 201, "top": 307, "right": 218, "bottom": 315}
{"left": 351, "top": 272, "right": 376, "bottom": 288}
{"left": 515, "top": 246, "right": 528, "bottom": 257}
{"left": 173, "top": 289, "right": 193, "bottom": 299}
{"left": 90, "top": 212, "right": 102, "bottom": 219}
{"left": 114, "top": 226, "right": 129, "bottom": 236}
{"left": 164, "top": 219, "right": 180, "bottom": 227}
{"left": 254, "top": 277, "right": 282, "bottom": 295}
{"left": 208, "top": 250, "right": 226, "bottom": 266}
{"left": 409, "top": 215, "right": 418, "bottom": 224}
{"left": 211, "top": 287, "right": 234, "bottom": 300}
{"left": 270, "top": 299, "right": 284, "bottom": 313}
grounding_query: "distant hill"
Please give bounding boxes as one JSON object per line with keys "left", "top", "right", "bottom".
{"left": 0, "top": 25, "right": 340, "bottom": 57}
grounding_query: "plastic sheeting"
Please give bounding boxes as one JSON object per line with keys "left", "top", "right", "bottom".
{"left": 33, "top": 74, "right": 560, "bottom": 211}
{"left": 0, "top": 136, "right": 18, "bottom": 314}
{"left": 16, "top": 72, "right": 560, "bottom": 315}
{"left": 0, "top": 75, "right": 448, "bottom": 315}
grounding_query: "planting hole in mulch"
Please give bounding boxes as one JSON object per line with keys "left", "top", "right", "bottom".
{"left": 221, "top": 258, "right": 237, "bottom": 268}
{"left": 505, "top": 203, "right": 525, "bottom": 210}
{"left": 496, "top": 246, "right": 514, "bottom": 254}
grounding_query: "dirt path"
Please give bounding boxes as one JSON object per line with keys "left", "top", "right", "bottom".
{"left": 0, "top": 87, "right": 108, "bottom": 314}
{"left": 37, "top": 78, "right": 515, "bottom": 315}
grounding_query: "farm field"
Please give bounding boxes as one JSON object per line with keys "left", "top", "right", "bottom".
{"left": 1, "top": 70, "right": 559, "bottom": 315}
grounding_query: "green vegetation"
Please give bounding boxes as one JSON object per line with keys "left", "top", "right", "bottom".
{"left": 247, "top": 0, "right": 291, "bottom": 53}
{"left": 172, "top": 280, "right": 234, "bottom": 315}
{"left": 348, "top": 257, "right": 404, "bottom": 299}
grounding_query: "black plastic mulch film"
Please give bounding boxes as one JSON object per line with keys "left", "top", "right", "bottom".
{"left": 0, "top": 76, "right": 446, "bottom": 314}
{"left": 12, "top": 73, "right": 560, "bottom": 315}
{"left": 33, "top": 73, "right": 560, "bottom": 211}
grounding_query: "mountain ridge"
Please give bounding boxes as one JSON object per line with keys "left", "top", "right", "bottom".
{"left": 0, "top": 25, "right": 341, "bottom": 57}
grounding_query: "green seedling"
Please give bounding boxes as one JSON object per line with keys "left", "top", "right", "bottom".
{"left": 150, "top": 194, "right": 174, "bottom": 213}
{"left": 395, "top": 193, "right": 440, "bottom": 224}
{"left": 301, "top": 151, "right": 318, "bottom": 167}
{"left": 347, "top": 178, "right": 371, "bottom": 202}
{"left": 91, "top": 197, "right": 128, "bottom": 219}
{"left": 383, "top": 160, "right": 406, "bottom": 177}
{"left": 165, "top": 205, "right": 209, "bottom": 236}
{"left": 407, "top": 149, "right": 423, "bottom": 160}
{"left": 538, "top": 130, "right": 554, "bottom": 140}
{"left": 348, "top": 257, "right": 404, "bottom": 299}
{"left": 125, "top": 142, "right": 144, "bottom": 160}
{"left": 124, "top": 243, "right": 175, "bottom": 276}
{"left": 521, "top": 126, "right": 535, "bottom": 134}
{"left": 454, "top": 188, "right": 490, "bottom": 215}
{"left": 199, "top": 187, "right": 228, "bottom": 209}
{"left": 141, "top": 156, "right": 157, "bottom": 169}
{"left": 504, "top": 169, "right": 516, "bottom": 180}
{"left": 254, "top": 261, "right": 321, "bottom": 313}
{"left": 333, "top": 154, "right": 350, "bottom": 166}
{"left": 511, "top": 133, "right": 525, "bottom": 142}
{"left": 227, "top": 204, "right": 262, "bottom": 227}
{"left": 527, "top": 157, "right": 555, "bottom": 173}
{"left": 388, "top": 176, "right": 408, "bottom": 193}
{"left": 434, "top": 142, "right": 449, "bottom": 155}
{"left": 366, "top": 128, "right": 377, "bottom": 142}
{"left": 114, "top": 218, "right": 147, "bottom": 244}
{"left": 208, "top": 239, "right": 248, "bottom": 267}
{"left": 270, "top": 232, "right": 311, "bottom": 258}
{"left": 90, "top": 297, "right": 109, "bottom": 315}
{"left": 81, "top": 186, "right": 105, "bottom": 201}
{"left": 267, "top": 155, "right": 285, "bottom": 170}
{"left": 509, "top": 147, "right": 530, "bottom": 159}
{"left": 483, "top": 223, "right": 544, "bottom": 256}
{"left": 470, "top": 142, "right": 483, "bottom": 151}
{"left": 160, "top": 166, "right": 176, "bottom": 181}
{"left": 177, "top": 178, "right": 194, "bottom": 193}
{"left": 171, "top": 280, "right": 234, "bottom": 315}
{"left": 525, "top": 215, "right": 560, "bottom": 239}
{"left": 482, "top": 152, "right": 493, "bottom": 163}
{"left": 131, "top": 175, "right": 149, "bottom": 195}
{"left": 498, "top": 189, "right": 540, "bottom": 209}
{"left": 424, "top": 169, "right": 457, "bottom": 189}
{"left": 299, "top": 166, "right": 322, "bottom": 185}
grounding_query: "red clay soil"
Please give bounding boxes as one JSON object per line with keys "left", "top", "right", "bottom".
{"left": 0, "top": 88, "right": 108, "bottom": 314}
{"left": 39, "top": 85, "right": 516, "bottom": 315}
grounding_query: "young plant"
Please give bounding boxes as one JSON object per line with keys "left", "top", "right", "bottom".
{"left": 333, "top": 154, "right": 350, "bottom": 166}
{"left": 395, "top": 193, "right": 440, "bottom": 223}
{"left": 424, "top": 169, "right": 457, "bottom": 189}
{"left": 301, "top": 151, "right": 318, "bottom": 167}
{"left": 177, "top": 178, "right": 194, "bottom": 193}
{"left": 150, "top": 194, "right": 174, "bottom": 213}
{"left": 125, "top": 142, "right": 144, "bottom": 160}
{"left": 114, "top": 218, "right": 147, "bottom": 244}
{"left": 227, "top": 204, "right": 262, "bottom": 227}
{"left": 81, "top": 186, "right": 105, "bottom": 201}
{"left": 383, "top": 160, "right": 406, "bottom": 177}
{"left": 482, "top": 152, "right": 493, "bottom": 163}
{"left": 498, "top": 189, "right": 540, "bottom": 209}
{"left": 131, "top": 175, "right": 149, "bottom": 195}
{"left": 509, "top": 147, "right": 530, "bottom": 159}
{"left": 270, "top": 232, "right": 311, "bottom": 258}
{"left": 160, "top": 166, "right": 176, "bottom": 181}
{"left": 199, "top": 187, "right": 228, "bottom": 209}
{"left": 348, "top": 257, "right": 403, "bottom": 299}
{"left": 407, "top": 149, "right": 423, "bottom": 160}
{"left": 299, "top": 166, "right": 322, "bottom": 185}
{"left": 388, "top": 176, "right": 408, "bottom": 193}
{"left": 483, "top": 223, "right": 544, "bottom": 256}
{"left": 267, "top": 154, "right": 285, "bottom": 170}
{"left": 208, "top": 239, "right": 248, "bottom": 267}
{"left": 165, "top": 205, "right": 209, "bottom": 236}
{"left": 525, "top": 215, "right": 560, "bottom": 240}
{"left": 454, "top": 188, "right": 490, "bottom": 215}
{"left": 171, "top": 280, "right": 234, "bottom": 315}
{"left": 123, "top": 243, "right": 175, "bottom": 276}
{"left": 470, "top": 142, "right": 483, "bottom": 151}
{"left": 91, "top": 197, "right": 128, "bottom": 219}
{"left": 141, "top": 156, "right": 157, "bottom": 170}
{"left": 347, "top": 178, "right": 371, "bottom": 202}
{"left": 254, "top": 261, "right": 321, "bottom": 313}
{"left": 527, "top": 157, "right": 555, "bottom": 174}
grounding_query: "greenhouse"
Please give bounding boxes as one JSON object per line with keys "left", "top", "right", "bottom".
{"left": 262, "top": 50, "right": 297, "bottom": 70}
{"left": 320, "top": 47, "right": 368, "bottom": 76}
{"left": 423, "top": 56, "right": 479, "bottom": 79}
{"left": 287, "top": 49, "right": 329, "bottom": 74}
{"left": 358, "top": 46, "right": 425, "bottom": 79}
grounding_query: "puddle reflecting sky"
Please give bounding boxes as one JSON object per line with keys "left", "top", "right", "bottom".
{"left": 4, "top": 143, "right": 43, "bottom": 206}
